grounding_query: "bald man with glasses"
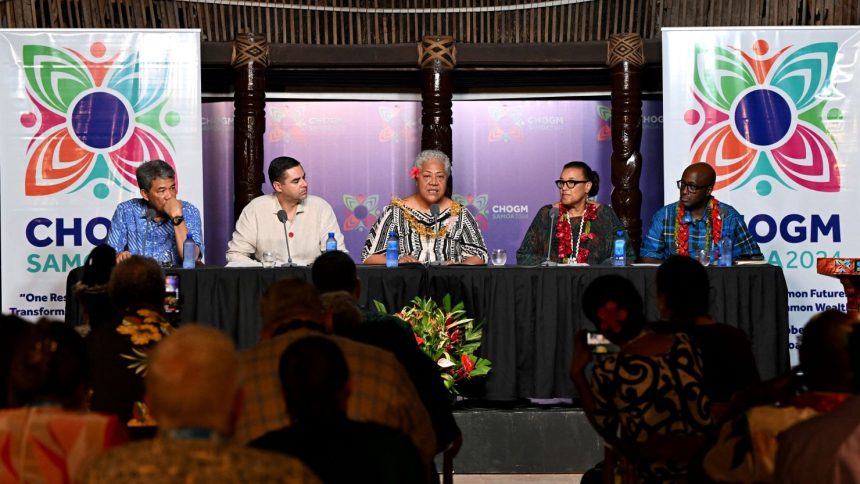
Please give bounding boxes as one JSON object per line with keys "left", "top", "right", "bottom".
{"left": 640, "top": 163, "right": 761, "bottom": 263}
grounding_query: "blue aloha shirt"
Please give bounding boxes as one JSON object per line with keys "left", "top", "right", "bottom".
{"left": 107, "top": 199, "right": 204, "bottom": 267}
{"left": 641, "top": 199, "right": 761, "bottom": 261}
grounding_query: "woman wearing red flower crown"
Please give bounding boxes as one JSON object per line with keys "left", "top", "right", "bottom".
{"left": 517, "top": 161, "right": 633, "bottom": 265}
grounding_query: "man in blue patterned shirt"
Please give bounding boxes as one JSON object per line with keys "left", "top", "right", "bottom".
{"left": 641, "top": 163, "right": 761, "bottom": 262}
{"left": 106, "top": 160, "right": 204, "bottom": 267}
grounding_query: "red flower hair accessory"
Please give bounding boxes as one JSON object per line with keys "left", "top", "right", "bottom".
{"left": 596, "top": 301, "right": 627, "bottom": 334}
{"left": 409, "top": 166, "right": 420, "bottom": 179}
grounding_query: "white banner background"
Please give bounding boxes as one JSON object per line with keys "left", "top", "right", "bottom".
{"left": 0, "top": 30, "right": 203, "bottom": 319}
{"left": 663, "top": 27, "right": 859, "bottom": 364}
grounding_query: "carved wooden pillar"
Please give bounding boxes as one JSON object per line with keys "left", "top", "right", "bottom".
{"left": 231, "top": 33, "right": 268, "bottom": 220}
{"left": 418, "top": 36, "right": 456, "bottom": 197}
{"left": 607, "top": 33, "right": 645, "bottom": 256}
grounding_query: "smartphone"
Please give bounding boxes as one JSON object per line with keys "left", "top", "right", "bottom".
{"left": 164, "top": 274, "right": 180, "bottom": 315}
{"left": 586, "top": 331, "right": 620, "bottom": 354}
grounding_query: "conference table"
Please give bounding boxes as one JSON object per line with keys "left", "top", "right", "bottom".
{"left": 66, "top": 263, "right": 790, "bottom": 401}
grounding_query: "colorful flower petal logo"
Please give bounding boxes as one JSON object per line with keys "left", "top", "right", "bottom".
{"left": 378, "top": 105, "right": 417, "bottom": 144}
{"left": 488, "top": 105, "right": 525, "bottom": 143}
{"left": 453, "top": 193, "right": 489, "bottom": 231}
{"left": 20, "top": 42, "right": 179, "bottom": 199}
{"left": 343, "top": 194, "right": 379, "bottom": 232}
{"left": 685, "top": 40, "right": 841, "bottom": 196}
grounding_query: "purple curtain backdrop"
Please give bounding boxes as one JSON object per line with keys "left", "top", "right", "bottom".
{"left": 201, "top": 100, "right": 664, "bottom": 265}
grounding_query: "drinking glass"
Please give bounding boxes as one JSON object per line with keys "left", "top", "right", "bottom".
{"left": 491, "top": 249, "right": 508, "bottom": 266}
{"left": 261, "top": 251, "right": 276, "bottom": 268}
{"left": 695, "top": 248, "right": 710, "bottom": 266}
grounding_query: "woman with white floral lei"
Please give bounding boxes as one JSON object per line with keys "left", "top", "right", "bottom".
{"left": 362, "top": 150, "right": 488, "bottom": 265}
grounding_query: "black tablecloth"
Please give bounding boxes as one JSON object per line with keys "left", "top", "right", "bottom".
{"left": 66, "top": 264, "right": 790, "bottom": 400}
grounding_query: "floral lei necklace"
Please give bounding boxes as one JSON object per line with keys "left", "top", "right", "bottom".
{"left": 556, "top": 202, "right": 597, "bottom": 263}
{"left": 391, "top": 197, "right": 462, "bottom": 239}
{"left": 675, "top": 197, "right": 722, "bottom": 258}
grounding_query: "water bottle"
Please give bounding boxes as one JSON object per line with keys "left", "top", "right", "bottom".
{"left": 325, "top": 232, "right": 337, "bottom": 252}
{"left": 612, "top": 230, "right": 626, "bottom": 266}
{"left": 386, "top": 230, "right": 399, "bottom": 268}
{"left": 719, "top": 237, "right": 733, "bottom": 267}
{"left": 182, "top": 237, "right": 196, "bottom": 269}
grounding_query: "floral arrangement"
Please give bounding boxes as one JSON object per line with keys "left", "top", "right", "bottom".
{"left": 375, "top": 294, "right": 491, "bottom": 394}
{"left": 117, "top": 307, "right": 172, "bottom": 375}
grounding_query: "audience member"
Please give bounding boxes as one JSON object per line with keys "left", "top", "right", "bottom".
{"left": 312, "top": 250, "right": 461, "bottom": 454}
{"left": 570, "top": 275, "right": 713, "bottom": 482}
{"left": 251, "top": 336, "right": 425, "bottom": 483}
{"left": 78, "top": 325, "right": 319, "bottom": 483}
{"left": 651, "top": 255, "right": 760, "bottom": 407}
{"left": 0, "top": 320, "right": 127, "bottom": 482}
{"left": 88, "top": 255, "right": 172, "bottom": 423}
{"left": 235, "top": 278, "right": 437, "bottom": 463}
{"left": 768, "top": 312, "right": 860, "bottom": 483}
{"left": 0, "top": 314, "right": 30, "bottom": 409}
{"left": 72, "top": 244, "right": 120, "bottom": 334}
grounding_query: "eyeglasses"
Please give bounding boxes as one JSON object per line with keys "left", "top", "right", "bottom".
{"left": 555, "top": 179, "right": 589, "bottom": 189}
{"left": 676, "top": 180, "right": 711, "bottom": 193}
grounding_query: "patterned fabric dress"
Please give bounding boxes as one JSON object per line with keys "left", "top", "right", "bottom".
{"left": 590, "top": 332, "right": 713, "bottom": 481}
{"left": 362, "top": 197, "right": 488, "bottom": 263}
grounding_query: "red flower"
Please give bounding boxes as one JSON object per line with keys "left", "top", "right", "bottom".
{"left": 596, "top": 301, "right": 627, "bottom": 334}
{"left": 449, "top": 329, "right": 461, "bottom": 343}
{"left": 461, "top": 354, "right": 475, "bottom": 372}
{"left": 409, "top": 166, "right": 420, "bottom": 179}
{"left": 415, "top": 335, "right": 424, "bottom": 345}
{"left": 445, "top": 317, "right": 454, "bottom": 328}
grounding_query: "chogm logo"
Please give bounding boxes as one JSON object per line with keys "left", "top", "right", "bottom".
{"left": 269, "top": 106, "right": 307, "bottom": 144}
{"left": 21, "top": 41, "right": 180, "bottom": 199}
{"left": 491, "top": 204, "right": 529, "bottom": 221}
{"left": 488, "top": 105, "right": 525, "bottom": 143}
{"left": 453, "top": 193, "right": 489, "bottom": 231}
{"left": 342, "top": 194, "right": 379, "bottom": 232}
{"left": 684, "top": 40, "right": 841, "bottom": 196}
{"left": 378, "top": 105, "right": 416, "bottom": 144}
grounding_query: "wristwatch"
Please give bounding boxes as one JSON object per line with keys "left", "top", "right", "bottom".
{"left": 171, "top": 215, "right": 185, "bottom": 226}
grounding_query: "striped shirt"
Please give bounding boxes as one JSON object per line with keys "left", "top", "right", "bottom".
{"left": 107, "top": 198, "right": 204, "bottom": 267}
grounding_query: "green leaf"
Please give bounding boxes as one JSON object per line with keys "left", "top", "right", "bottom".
{"left": 372, "top": 299, "right": 388, "bottom": 314}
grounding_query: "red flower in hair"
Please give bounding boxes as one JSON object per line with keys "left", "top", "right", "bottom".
{"left": 409, "top": 166, "right": 420, "bottom": 179}
{"left": 596, "top": 301, "right": 627, "bottom": 334}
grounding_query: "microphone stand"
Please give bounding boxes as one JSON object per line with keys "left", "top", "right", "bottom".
{"left": 540, "top": 208, "right": 558, "bottom": 267}
{"left": 428, "top": 204, "right": 444, "bottom": 266}
{"left": 276, "top": 210, "right": 297, "bottom": 267}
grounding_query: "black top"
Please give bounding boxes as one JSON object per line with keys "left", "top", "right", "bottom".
{"left": 250, "top": 419, "right": 425, "bottom": 484}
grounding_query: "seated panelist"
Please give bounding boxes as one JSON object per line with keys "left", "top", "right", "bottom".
{"left": 362, "top": 150, "right": 487, "bottom": 265}
{"left": 640, "top": 162, "right": 761, "bottom": 262}
{"left": 226, "top": 156, "right": 346, "bottom": 266}
{"left": 516, "top": 161, "right": 633, "bottom": 265}
{"left": 106, "top": 159, "right": 203, "bottom": 267}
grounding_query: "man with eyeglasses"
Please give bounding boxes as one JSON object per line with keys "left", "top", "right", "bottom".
{"left": 640, "top": 163, "right": 761, "bottom": 263}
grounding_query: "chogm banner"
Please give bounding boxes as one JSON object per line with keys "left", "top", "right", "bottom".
{"left": 663, "top": 27, "right": 858, "bottom": 364}
{"left": 0, "top": 30, "right": 203, "bottom": 319}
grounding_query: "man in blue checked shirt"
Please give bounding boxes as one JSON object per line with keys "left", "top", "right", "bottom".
{"left": 640, "top": 163, "right": 761, "bottom": 263}
{"left": 106, "top": 160, "right": 204, "bottom": 267}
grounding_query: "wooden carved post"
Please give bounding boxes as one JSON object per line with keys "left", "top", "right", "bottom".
{"left": 607, "top": 33, "right": 645, "bottom": 255}
{"left": 231, "top": 33, "right": 269, "bottom": 220}
{"left": 418, "top": 36, "right": 456, "bottom": 197}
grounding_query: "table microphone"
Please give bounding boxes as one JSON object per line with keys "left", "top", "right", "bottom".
{"left": 276, "top": 209, "right": 296, "bottom": 266}
{"left": 541, "top": 207, "right": 559, "bottom": 267}
{"left": 143, "top": 208, "right": 157, "bottom": 260}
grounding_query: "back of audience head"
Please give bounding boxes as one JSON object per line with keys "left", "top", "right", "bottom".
{"left": 657, "top": 255, "right": 710, "bottom": 321}
{"left": 0, "top": 314, "right": 31, "bottom": 409}
{"left": 312, "top": 250, "right": 359, "bottom": 296}
{"left": 800, "top": 310, "right": 857, "bottom": 393}
{"left": 321, "top": 291, "right": 362, "bottom": 334}
{"left": 279, "top": 336, "right": 350, "bottom": 423}
{"left": 8, "top": 319, "right": 89, "bottom": 409}
{"left": 582, "top": 274, "right": 646, "bottom": 342}
{"left": 81, "top": 244, "right": 117, "bottom": 287}
{"left": 108, "top": 255, "right": 165, "bottom": 314}
{"left": 260, "top": 278, "right": 329, "bottom": 336}
{"left": 145, "top": 325, "right": 240, "bottom": 435}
